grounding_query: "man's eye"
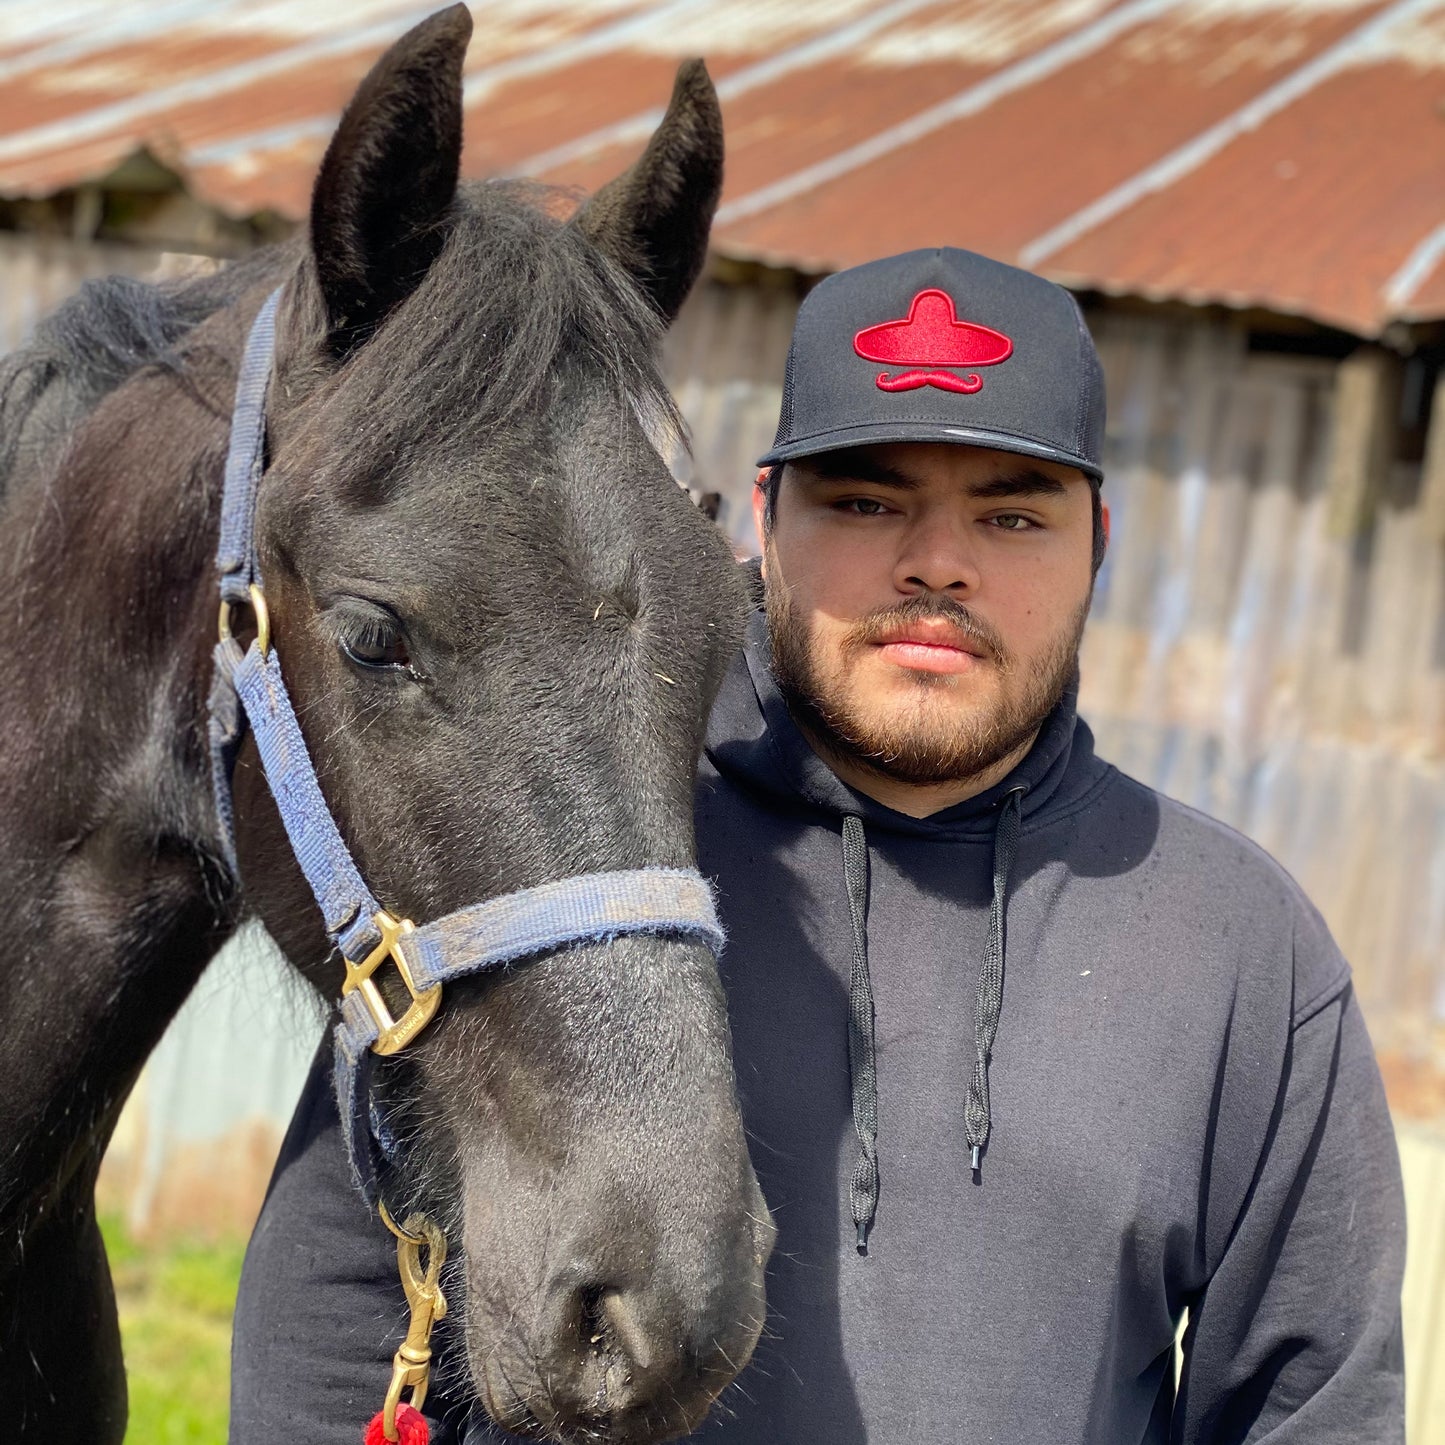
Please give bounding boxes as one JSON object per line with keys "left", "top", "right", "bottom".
{"left": 991, "top": 513, "right": 1035, "bottom": 531}
{"left": 839, "top": 497, "right": 889, "bottom": 516}
{"left": 340, "top": 623, "right": 411, "bottom": 672}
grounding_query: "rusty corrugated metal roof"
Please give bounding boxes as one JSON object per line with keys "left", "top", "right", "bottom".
{"left": 0, "top": 0, "right": 1442, "bottom": 335}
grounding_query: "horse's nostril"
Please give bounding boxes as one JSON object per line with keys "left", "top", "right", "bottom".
{"left": 480, "top": 1193, "right": 769, "bottom": 1442}
{"left": 599, "top": 1286, "right": 659, "bottom": 1376}
{"left": 486, "top": 1262, "right": 766, "bottom": 1443}
{"left": 575, "top": 1285, "right": 649, "bottom": 1368}
{"left": 578, "top": 1284, "right": 607, "bottom": 1351}
{"left": 551, "top": 1279, "right": 689, "bottom": 1427}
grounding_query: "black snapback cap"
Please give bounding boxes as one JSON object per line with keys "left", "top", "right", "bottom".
{"left": 760, "top": 246, "right": 1106, "bottom": 482}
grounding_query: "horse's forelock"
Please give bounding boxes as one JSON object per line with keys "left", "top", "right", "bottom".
{"left": 284, "top": 179, "right": 676, "bottom": 443}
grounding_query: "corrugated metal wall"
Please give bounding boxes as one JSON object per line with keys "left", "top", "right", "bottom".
{"left": 663, "top": 274, "right": 800, "bottom": 554}
{"left": 1081, "top": 315, "right": 1444, "bottom": 1063}
{"left": 2, "top": 245, "right": 1438, "bottom": 1429}
{"left": 101, "top": 927, "right": 322, "bottom": 1238}
{"left": 0, "top": 230, "right": 167, "bottom": 341}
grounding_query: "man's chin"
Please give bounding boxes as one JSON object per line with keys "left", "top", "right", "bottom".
{"left": 812, "top": 709, "right": 1011, "bottom": 786}
{"left": 853, "top": 667, "right": 1004, "bottom": 721}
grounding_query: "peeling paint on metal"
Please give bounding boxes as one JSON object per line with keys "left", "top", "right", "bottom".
{"left": 1, "top": 0, "right": 1444, "bottom": 333}
{"left": 1381, "top": 218, "right": 1445, "bottom": 312}
{"left": 625, "top": 0, "right": 881, "bottom": 55}
{"left": 859, "top": 0, "right": 1119, "bottom": 67}
{"left": 713, "top": 0, "right": 1190, "bottom": 226}
{"left": 509, "top": 0, "right": 951, "bottom": 177}
{"left": 459, "top": 0, "right": 715, "bottom": 105}
{"left": 0, "top": 9, "right": 435, "bottom": 169}
{"left": 186, "top": 0, "right": 691, "bottom": 169}
{"left": 1020, "top": 0, "right": 1438, "bottom": 268}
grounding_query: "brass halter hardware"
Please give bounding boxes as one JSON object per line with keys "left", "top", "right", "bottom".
{"left": 218, "top": 582, "right": 271, "bottom": 657}
{"left": 341, "top": 909, "right": 443, "bottom": 1056}
{"left": 378, "top": 1204, "right": 448, "bottom": 1442}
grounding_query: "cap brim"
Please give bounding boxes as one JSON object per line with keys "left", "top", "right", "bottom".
{"left": 758, "top": 421, "right": 1103, "bottom": 483}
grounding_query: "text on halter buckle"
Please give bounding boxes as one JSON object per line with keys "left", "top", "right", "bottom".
{"left": 342, "top": 909, "right": 442, "bottom": 1056}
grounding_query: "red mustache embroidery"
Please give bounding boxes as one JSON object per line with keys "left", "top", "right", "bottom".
{"left": 854, "top": 289, "right": 1012, "bottom": 395}
{"left": 876, "top": 369, "right": 983, "bottom": 393}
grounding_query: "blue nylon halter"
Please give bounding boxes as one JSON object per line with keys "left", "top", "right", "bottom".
{"left": 208, "top": 287, "right": 726, "bottom": 1201}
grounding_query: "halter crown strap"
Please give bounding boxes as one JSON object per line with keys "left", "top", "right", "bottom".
{"left": 210, "top": 287, "right": 726, "bottom": 1203}
{"left": 216, "top": 287, "right": 281, "bottom": 603}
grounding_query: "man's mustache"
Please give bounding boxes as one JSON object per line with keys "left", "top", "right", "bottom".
{"left": 844, "top": 596, "right": 1010, "bottom": 667}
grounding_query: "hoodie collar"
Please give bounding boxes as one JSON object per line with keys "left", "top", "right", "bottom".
{"left": 706, "top": 609, "right": 1086, "bottom": 841}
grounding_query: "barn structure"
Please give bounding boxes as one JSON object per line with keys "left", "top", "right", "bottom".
{"left": 1, "top": 0, "right": 1443, "bottom": 1431}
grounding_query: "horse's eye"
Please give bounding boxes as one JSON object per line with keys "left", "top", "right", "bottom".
{"left": 340, "top": 624, "right": 410, "bottom": 672}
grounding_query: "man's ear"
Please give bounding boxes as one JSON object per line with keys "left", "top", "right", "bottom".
{"left": 573, "top": 59, "right": 723, "bottom": 324}
{"left": 752, "top": 468, "right": 769, "bottom": 570}
{"left": 1101, "top": 501, "right": 1111, "bottom": 544}
{"left": 309, "top": 4, "right": 471, "bottom": 356}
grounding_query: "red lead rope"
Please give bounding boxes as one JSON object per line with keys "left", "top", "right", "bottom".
{"left": 364, "top": 1404, "right": 429, "bottom": 1445}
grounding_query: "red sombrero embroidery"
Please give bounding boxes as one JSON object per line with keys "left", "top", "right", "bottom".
{"left": 853, "top": 288, "right": 1013, "bottom": 394}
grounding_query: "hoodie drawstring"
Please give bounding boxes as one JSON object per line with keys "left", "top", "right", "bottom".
{"left": 965, "top": 785, "right": 1025, "bottom": 1175}
{"left": 839, "top": 786, "right": 1027, "bottom": 1251}
{"left": 841, "top": 814, "right": 878, "bottom": 1254}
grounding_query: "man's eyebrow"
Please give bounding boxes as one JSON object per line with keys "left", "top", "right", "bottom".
{"left": 967, "top": 469, "right": 1070, "bottom": 500}
{"left": 797, "top": 455, "right": 922, "bottom": 489}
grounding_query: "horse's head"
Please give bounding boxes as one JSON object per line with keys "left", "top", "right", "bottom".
{"left": 230, "top": 8, "right": 770, "bottom": 1439}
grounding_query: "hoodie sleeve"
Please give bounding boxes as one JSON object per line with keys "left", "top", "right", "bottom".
{"left": 1172, "top": 974, "right": 1406, "bottom": 1443}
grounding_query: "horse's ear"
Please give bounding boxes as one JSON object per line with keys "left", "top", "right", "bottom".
{"left": 309, "top": 4, "right": 471, "bottom": 354}
{"left": 574, "top": 59, "right": 723, "bottom": 325}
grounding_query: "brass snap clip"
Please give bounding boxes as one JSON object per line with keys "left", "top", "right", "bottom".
{"left": 378, "top": 1204, "right": 447, "bottom": 1443}
{"left": 342, "top": 909, "right": 443, "bottom": 1056}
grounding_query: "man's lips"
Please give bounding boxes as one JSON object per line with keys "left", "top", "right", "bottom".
{"left": 870, "top": 621, "right": 988, "bottom": 675}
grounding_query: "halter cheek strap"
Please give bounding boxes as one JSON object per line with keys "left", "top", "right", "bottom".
{"left": 209, "top": 287, "right": 726, "bottom": 1202}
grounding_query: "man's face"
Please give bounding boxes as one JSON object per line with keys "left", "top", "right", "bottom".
{"left": 755, "top": 441, "right": 1098, "bottom": 789}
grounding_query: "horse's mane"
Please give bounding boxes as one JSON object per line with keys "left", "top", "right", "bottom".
{"left": 0, "top": 246, "right": 288, "bottom": 498}
{"left": 0, "top": 180, "right": 681, "bottom": 502}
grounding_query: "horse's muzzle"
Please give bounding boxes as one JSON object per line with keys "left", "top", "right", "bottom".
{"left": 468, "top": 1175, "right": 773, "bottom": 1444}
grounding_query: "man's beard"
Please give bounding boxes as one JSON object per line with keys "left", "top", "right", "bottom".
{"left": 765, "top": 567, "right": 1087, "bottom": 789}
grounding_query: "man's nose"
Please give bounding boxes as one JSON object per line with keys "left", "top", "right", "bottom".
{"left": 892, "top": 510, "right": 980, "bottom": 596}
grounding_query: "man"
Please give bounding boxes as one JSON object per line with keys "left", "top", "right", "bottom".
{"left": 232, "top": 247, "right": 1405, "bottom": 1443}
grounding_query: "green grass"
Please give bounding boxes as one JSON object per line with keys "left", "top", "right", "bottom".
{"left": 100, "top": 1214, "right": 246, "bottom": 1445}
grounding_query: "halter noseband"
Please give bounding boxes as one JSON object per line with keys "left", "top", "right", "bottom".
{"left": 208, "top": 287, "right": 726, "bottom": 1202}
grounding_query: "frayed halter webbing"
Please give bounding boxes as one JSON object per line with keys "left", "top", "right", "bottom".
{"left": 207, "top": 287, "right": 726, "bottom": 1204}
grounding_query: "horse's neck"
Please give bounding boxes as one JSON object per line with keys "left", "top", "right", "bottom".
{"left": 0, "top": 352, "right": 240, "bottom": 1223}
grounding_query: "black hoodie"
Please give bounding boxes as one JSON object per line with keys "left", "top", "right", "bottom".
{"left": 230, "top": 611, "right": 1406, "bottom": 1445}
{"left": 688, "top": 611, "right": 1405, "bottom": 1443}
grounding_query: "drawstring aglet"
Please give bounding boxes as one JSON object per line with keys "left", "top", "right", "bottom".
{"left": 856, "top": 1221, "right": 870, "bottom": 1255}
{"left": 970, "top": 1145, "right": 981, "bottom": 1174}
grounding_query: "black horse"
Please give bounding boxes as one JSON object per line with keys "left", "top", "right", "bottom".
{"left": 0, "top": 9, "right": 771, "bottom": 1441}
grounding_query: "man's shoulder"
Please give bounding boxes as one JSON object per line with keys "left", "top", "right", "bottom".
{"left": 1084, "top": 761, "right": 1299, "bottom": 892}
{"left": 1074, "top": 761, "right": 1351, "bottom": 1028}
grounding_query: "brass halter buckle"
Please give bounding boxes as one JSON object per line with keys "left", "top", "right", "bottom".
{"left": 378, "top": 1204, "right": 448, "bottom": 1442}
{"left": 341, "top": 909, "right": 443, "bottom": 1056}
